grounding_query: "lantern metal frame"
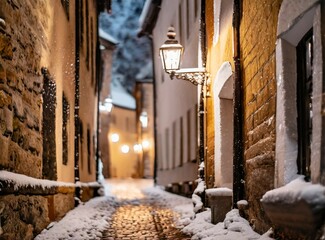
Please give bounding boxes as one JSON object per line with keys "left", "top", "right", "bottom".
{"left": 159, "top": 27, "right": 209, "bottom": 86}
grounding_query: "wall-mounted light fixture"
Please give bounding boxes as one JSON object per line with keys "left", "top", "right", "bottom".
{"left": 159, "top": 26, "right": 209, "bottom": 186}
{"left": 99, "top": 97, "right": 113, "bottom": 113}
{"left": 159, "top": 27, "right": 209, "bottom": 86}
{"left": 139, "top": 111, "right": 148, "bottom": 128}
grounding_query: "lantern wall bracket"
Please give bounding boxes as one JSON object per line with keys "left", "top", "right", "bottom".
{"left": 167, "top": 68, "right": 209, "bottom": 86}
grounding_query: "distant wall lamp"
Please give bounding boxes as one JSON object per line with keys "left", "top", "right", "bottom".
{"left": 139, "top": 111, "right": 148, "bottom": 128}
{"left": 99, "top": 97, "right": 113, "bottom": 113}
{"left": 159, "top": 27, "right": 209, "bottom": 86}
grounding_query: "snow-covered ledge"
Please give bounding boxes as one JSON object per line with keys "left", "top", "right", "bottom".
{"left": 0, "top": 171, "right": 76, "bottom": 195}
{"left": 261, "top": 177, "right": 325, "bottom": 239}
{"left": 206, "top": 187, "right": 232, "bottom": 224}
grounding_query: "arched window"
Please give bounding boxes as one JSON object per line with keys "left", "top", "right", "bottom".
{"left": 275, "top": 0, "right": 323, "bottom": 186}
{"left": 213, "top": 62, "right": 233, "bottom": 188}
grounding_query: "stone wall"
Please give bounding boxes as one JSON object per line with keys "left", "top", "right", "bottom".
{"left": 240, "top": 0, "right": 282, "bottom": 233}
{"left": 0, "top": 180, "right": 75, "bottom": 239}
{"left": 0, "top": 0, "right": 46, "bottom": 179}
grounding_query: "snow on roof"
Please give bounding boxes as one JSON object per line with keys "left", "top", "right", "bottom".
{"left": 139, "top": 0, "right": 151, "bottom": 27}
{"left": 111, "top": 80, "right": 136, "bottom": 110}
{"left": 261, "top": 176, "right": 325, "bottom": 205}
{"left": 99, "top": 28, "right": 119, "bottom": 45}
{"left": 135, "top": 61, "right": 153, "bottom": 81}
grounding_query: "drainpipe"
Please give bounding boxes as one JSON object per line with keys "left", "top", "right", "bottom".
{"left": 95, "top": 37, "right": 101, "bottom": 182}
{"left": 74, "top": 0, "right": 81, "bottom": 205}
{"left": 232, "top": 0, "right": 245, "bottom": 207}
{"left": 198, "top": 0, "right": 207, "bottom": 198}
{"left": 150, "top": 36, "right": 158, "bottom": 185}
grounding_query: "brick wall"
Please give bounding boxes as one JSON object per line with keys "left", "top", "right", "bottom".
{"left": 0, "top": 0, "right": 48, "bottom": 178}
{"left": 205, "top": 0, "right": 235, "bottom": 189}
{"left": 240, "top": 0, "right": 282, "bottom": 233}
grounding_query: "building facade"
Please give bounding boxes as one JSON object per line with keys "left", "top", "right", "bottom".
{"left": 142, "top": 0, "right": 325, "bottom": 239}
{"left": 108, "top": 79, "right": 138, "bottom": 178}
{"left": 140, "top": 0, "right": 201, "bottom": 190}
{"left": 98, "top": 28, "right": 117, "bottom": 178}
{"left": 205, "top": 0, "right": 325, "bottom": 238}
{"left": 0, "top": 0, "right": 109, "bottom": 238}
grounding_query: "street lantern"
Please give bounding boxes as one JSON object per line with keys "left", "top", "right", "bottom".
{"left": 159, "top": 27, "right": 210, "bottom": 194}
{"left": 159, "top": 27, "right": 209, "bottom": 86}
{"left": 159, "top": 27, "right": 183, "bottom": 72}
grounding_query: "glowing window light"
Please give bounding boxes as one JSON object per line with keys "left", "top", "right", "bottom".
{"left": 139, "top": 111, "right": 148, "bottom": 128}
{"left": 121, "top": 145, "right": 130, "bottom": 153}
{"left": 133, "top": 144, "right": 142, "bottom": 152}
{"left": 111, "top": 133, "right": 119, "bottom": 143}
{"left": 142, "top": 140, "right": 150, "bottom": 149}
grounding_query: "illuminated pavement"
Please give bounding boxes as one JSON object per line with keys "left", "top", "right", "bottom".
{"left": 101, "top": 179, "right": 191, "bottom": 240}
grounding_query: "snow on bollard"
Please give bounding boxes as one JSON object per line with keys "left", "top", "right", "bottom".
{"left": 206, "top": 187, "right": 232, "bottom": 224}
{"left": 192, "top": 178, "right": 206, "bottom": 213}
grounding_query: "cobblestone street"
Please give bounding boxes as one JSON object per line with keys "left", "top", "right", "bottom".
{"left": 101, "top": 180, "right": 191, "bottom": 240}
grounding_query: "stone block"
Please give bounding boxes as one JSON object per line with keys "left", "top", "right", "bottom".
{"left": 0, "top": 32, "right": 13, "bottom": 60}
{"left": 12, "top": 116, "right": 24, "bottom": 145}
{"left": 22, "top": 128, "right": 42, "bottom": 155}
{"left": 6, "top": 69, "right": 17, "bottom": 89}
{"left": 0, "top": 194, "right": 50, "bottom": 239}
{"left": 8, "top": 141, "right": 42, "bottom": 178}
{"left": 0, "top": 107, "right": 13, "bottom": 136}
{"left": 262, "top": 199, "right": 325, "bottom": 240}
{"left": 0, "top": 134, "right": 9, "bottom": 167}
{"left": 0, "top": 90, "right": 12, "bottom": 108}
{"left": 12, "top": 93, "right": 25, "bottom": 121}
{"left": 206, "top": 188, "right": 233, "bottom": 224}
{"left": 0, "top": 61, "right": 6, "bottom": 83}
{"left": 50, "top": 193, "right": 75, "bottom": 221}
{"left": 25, "top": 105, "right": 41, "bottom": 131}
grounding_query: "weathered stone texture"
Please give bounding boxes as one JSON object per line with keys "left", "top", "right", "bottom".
{"left": 0, "top": 195, "right": 50, "bottom": 240}
{"left": 0, "top": 0, "right": 46, "bottom": 178}
{"left": 240, "top": 0, "right": 282, "bottom": 233}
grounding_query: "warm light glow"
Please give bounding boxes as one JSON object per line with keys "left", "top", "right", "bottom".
{"left": 111, "top": 133, "right": 119, "bottom": 142}
{"left": 159, "top": 44, "right": 183, "bottom": 71}
{"left": 99, "top": 97, "right": 113, "bottom": 113}
{"left": 139, "top": 111, "right": 148, "bottom": 128}
{"left": 142, "top": 140, "right": 150, "bottom": 149}
{"left": 159, "top": 27, "right": 183, "bottom": 72}
{"left": 121, "top": 145, "right": 130, "bottom": 153}
{"left": 133, "top": 144, "right": 142, "bottom": 152}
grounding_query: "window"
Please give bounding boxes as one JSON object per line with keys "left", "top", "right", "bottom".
{"left": 180, "top": 116, "right": 184, "bottom": 166}
{"left": 62, "top": 94, "right": 69, "bottom": 165}
{"left": 187, "top": 109, "right": 191, "bottom": 162}
{"left": 61, "top": 0, "right": 69, "bottom": 20}
{"left": 42, "top": 68, "right": 57, "bottom": 180}
{"left": 86, "top": 1, "right": 89, "bottom": 69}
{"left": 213, "top": 0, "right": 222, "bottom": 44}
{"left": 178, "top": 3, "right": 183, "bottom": 45}
{"left": 296, "top": 29, "right": 313, "bottom": 179}
{"left": 165, "top": 128, "right": 169, "bottom": 169}
{"left": 275, "top": 0, "right": 322, "bottom": 186}
{"left": 87, "top": 127, "right": 91, "bottom": 174}
{"left": 186, "top": 0, "right": 190, "bottom": 39}
{"left": 172, "top": 121, "right": 176, "bottom": 169}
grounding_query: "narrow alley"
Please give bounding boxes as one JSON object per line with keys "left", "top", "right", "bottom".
{"left": 34, "top": 179, "right": 194, "bottom": 240}
{"left": 1, "top": 0, "right": 325, "bottom": 239}
{"left": 101, "top": 180, "right": 191, "bottom": 240}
